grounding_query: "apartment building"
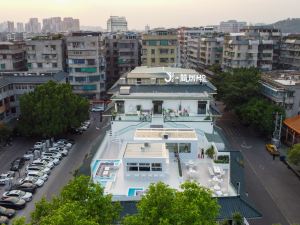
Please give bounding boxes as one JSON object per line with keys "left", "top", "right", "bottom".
{"left": 25, "top": 18, "right": 42, "bottom": 33}
{"left": 141, "top": 29, "right": 179, "bottom": 67}
{"left": 219, "top": 20, "right": 247, "bottom": 33}
{"left": 42, "top": 17, "right": 80, "bottom": 33}
{"left": 0, "top": 71, "right": 66, "bottom": 123}
{"left": 104, "top": 32, "right": 140, "bottom": 87}
{"left": 280, "top": 35, "right": 300, "bottom": 70}
{"left": 186, "top": 36, "right": 200, "bottom": 69}
{"left": 260, "top": 71, "right": 300, "bottom": 117}
{"left": 26, "top": 36, "right": 65, "bottom": 73}
{"left": 199, "top": 37, "right": 223, "bottom": 69}
{"left": 0, "top": 42, "right": 26, "bottom": 71}
{"left": 107, "top": 16, "right": 128, "bottom": 32}
{"left": 242, "top": 26, "right": 282, "bottom": 70}
{"left": 222, "top": 33, "right": 259, "bottom": 70}
{"left": 66, "top": 32, "right": 106, "bottom": 100}
{"left": 178, "top": 27, "right": 217, "bottom": 67}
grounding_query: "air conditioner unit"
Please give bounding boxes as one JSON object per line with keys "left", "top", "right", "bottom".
{"left": 144, "top": 142, "right": 150, "bottom": 147}
{"left": 163, "top": 134, "right": 168, "bottom": 139}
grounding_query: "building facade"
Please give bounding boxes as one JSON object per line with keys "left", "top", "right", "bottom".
{"left": 260, "top": 71, "right": 300, "bottom": 118}
{"left": 280, "top": 35, "right": 300, "bottom": 70}
{"left": 25, "top": 18, "right": 42, "bottom": 33}
{"left": 219, "top": 20, "right": 247, "bottom": 33}
{"left": 0, "top": 71, "right": 66, "bottom": 123}
{"left": 26, "top": 37, "right": 66, "bottom": 73}
{"left": 107, "top": 16, "right": 128, "bottom": 32}
{"left": 66, "top": 32, "right": 106, "bottom": 100}
{"left": 0, "top": 42, "right": 26, "bottom": 71}
{"left": 142, "top": 29, "right": 179, "bottom": 67}
{"left": 222, "top": 33, "right": 259, "bottom": 70}
{"left": 104, "top": 32, "right": 140, "bottom": 87}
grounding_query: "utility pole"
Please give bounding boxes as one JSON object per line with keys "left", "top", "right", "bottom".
{"left": 273, "top": 112, "right": 283, "bottom": 147}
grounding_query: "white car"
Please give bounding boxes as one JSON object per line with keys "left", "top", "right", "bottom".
{"left": 27, "top": 171, "right": 48, "bottom": 181}
{"left": 23, "top": 150, "right": 34, "bottom": 160}
{"left": 42, "top": 152, "right": 62, "bottom": 160}
{"left": 41, "top": 156, "right": 60, "bottom": 165}
{"left": 32, "top": 159, "right": 54, "bottom": 169}
{"left": 27, "top": 166, "right": 51, "bottom": 175}
{"left": 83, "top": 120, "right": 91, "bottom": 127}
{"left": 34, "top": 142, "right": 44, "bottom": 149}
{"left": 91, "top": 106, "right": 104, "bottom": 112}
{"left": 3, "top": 190, "right": 32, "bottom": 202}
{"left": 18, "top": 176, "right": 44, "bottom": 187}
{"left": 0, "top": 172, "right": 14, "bottom": 185}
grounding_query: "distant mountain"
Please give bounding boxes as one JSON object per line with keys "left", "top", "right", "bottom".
{"left": 80, "top": 26, "right": 104, "bottom": 32}
{"left": 272, "top": 18, "right": 300, "bottom": 33}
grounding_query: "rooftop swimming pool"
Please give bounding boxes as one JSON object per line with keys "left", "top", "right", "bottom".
{"left": 128, "top": 187, "right": 144, "bottom": 197}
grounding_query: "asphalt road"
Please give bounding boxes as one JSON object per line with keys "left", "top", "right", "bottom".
{"left": 0, "top": 112, "right": 111, "bottom": 223}
{"left": 216, "top": 103, "right": 300, "bottom": 225}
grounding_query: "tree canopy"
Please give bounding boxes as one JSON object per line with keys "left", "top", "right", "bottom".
{"left": 212, "top": 68, "right": 261, "bottom": 109}
{"left": 17, "top": 81, "right": 89, "bottom": 137}
{"left": 288, "top": 144, "right": 300, "bottom": 166}
{"left": 235, "top": 98, "right": 285, "bottom": 135}
{"left": 12, "top": 176, "right": 121, "bottom": 225}
{"left": 123, "top": 181, "right": 220, "bottom": 225}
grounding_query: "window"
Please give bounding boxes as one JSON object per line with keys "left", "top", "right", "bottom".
{"left": 2, "top": 55, "right": 6, "bottom": 59}
{"left": 0, "top": 100, "right": 3, "bottom": 107}
{"left": 151, "top": 163, "right": 162, "bottom": 171}
{"left": 11, "top": 107, "right": 16, "bottom": 114}
{"left": 10, "top": 96, "right": 15, "bottom": 102}
{"left": 151, "top": 49, "right": 155, "bottom": 55}
{"left": 116, "top": 101, "right": 125, "bottom": 114}
{"left": 127, "top": 163, "right": 138, "bottom": 171}
{"left": 137, "top": 78, "right": 142, "bottom": 84}
{"left": 52, "top": 63, "right": 57, "bottom": 68}
{"left": 0, "top": 64, "right": 5, "bottom": 70}
{"left": 148, "top": 40, "right": 157, "bottom": 46}
{"left": 151, "top": 58, "right": 155, "bottom": 63}
{"left": 37, "top": 63, "right": 43, "bottom": 68}
{"left": 160, "top": 58, "right": 168, "bottom": 63}
{"left": 160, "top": 40, "right": 168, "bottom": 46}
{"left": 159, "top": 49, "right": 168, "bottom": 54}
{"left": 198, "top": 101, "right": 207, "bottom": 114}
{"left": 170, "top": 49, "right": 174, "bottom": 54}
{"left": 179, "top": 143, "right": 191, "bottom": 153}
{"left": 87, "top": 59, "right": 96, "bottom": 65}
{"left": 136, "top": 105, "right": 142, "bottom": 111}
{"left": 27, "top": 63, "right": 32, "bottom": 69}
{"left": 0, "top": 112, "right": 4, "bottom": 120}
{"left": 51, "top": 45, "right": 56, "bottom": 50}
{"left": 139, "top": 163, "right": 150, "bottom": 171}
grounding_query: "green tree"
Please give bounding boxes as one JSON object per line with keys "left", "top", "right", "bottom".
{"left": 288, "top": 144, "right": 300, "bottom": 165}
{"left": 17, "top": 81, "right": 89, "bottom": 137}
{"left": 0, "top": 124, "right": 12, "bottom": 144}
{"left": 232, "top": 212, "right": 243, "bottom": 225}
{"left": 213, "top": 68, "right": 261, "bottom": 110}
{"left": 123, "top": 181, "right": 219, "bottom": 225}
{"left": 13, "top": 176, "right": 121, "bottom": 225}
{"left": 235, "top": 98, "right": 285, "bottom": 135}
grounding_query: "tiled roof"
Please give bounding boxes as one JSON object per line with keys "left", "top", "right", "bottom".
{"left": 284, "top": 115, "right": 300, "bottom": 134}
{"left": 119, "top": 197, "right": 262, "bottom": 220}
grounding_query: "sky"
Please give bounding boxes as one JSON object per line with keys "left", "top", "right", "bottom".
{"left": 1, "top": 0, "right": 299, "bottom": 29}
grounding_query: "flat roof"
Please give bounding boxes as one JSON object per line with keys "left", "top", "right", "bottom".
{"left": 134, "top": 128, "right": 198, "bottom": 140}
{"left": 124, "top": 143, "right": 168, "bottom": 158}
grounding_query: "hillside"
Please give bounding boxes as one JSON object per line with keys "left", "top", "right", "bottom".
{"left": 272, "top": 18, "right": 300, "bottom": 33}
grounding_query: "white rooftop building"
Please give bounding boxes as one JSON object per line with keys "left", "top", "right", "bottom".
{"left": 91, "top": 66, "right": 237, "bottom": 201}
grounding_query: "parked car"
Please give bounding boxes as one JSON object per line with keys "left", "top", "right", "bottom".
{"left": 26, "top": 165, "right": 51, "bottom": 175}
{"left": 42, "top": 152, "right": 62, "bottom": 160}
{"left": 0, "top": 206, "right": 15, "bottom": 218}
{"left": 48, "top": 148, "right": 68, "bottom": 156}
{"left": 0, "top": 172, "right": 15, "bottom": 185}
{"left": 3, "top": 190, "right": 32, "bottom": 202}
{"left": 11, "top": 183, "right": 37, "bottom": 194}
{"left": 26, "top": 171, "right": 48, "bottom": 181}
{"left": 265, "top": 144, "right": 280, "bottom": 156}
{"left": 70, "top": 128, "right": 83, "bottom": 135}
{"left": 41, "top": 156, "right": 59, "bottom": 165}
{"left": 0, "top": 197, "right": 26, "bottom": 210}
{"left": 83, "top": 120, "right": 91, "bottom": 127}
{"left": 18, "top": 177, "right": 44, "bottom": 187}
{"left": 10, "top": 158, "right": 25, "bottom": 171}
{"left": 32, "top": 159, "right": 54, "bottom": 169}
{"left": 23, "top": 150, "right": 34, "bottom": 161}
{"left": 91, "top": 106, "right": 104, "bottom": 112}
{"left": 0, "top": 215, "right": 9, "bottom": 224}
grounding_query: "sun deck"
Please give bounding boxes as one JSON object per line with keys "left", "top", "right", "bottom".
{"left": 134, "top": 128, "right": 198, "bottom": 140}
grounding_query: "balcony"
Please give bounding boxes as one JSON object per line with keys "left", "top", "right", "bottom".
{"left": 112, "top": 112, "right": 152, "bottom": 122}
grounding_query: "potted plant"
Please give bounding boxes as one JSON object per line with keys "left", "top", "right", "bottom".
{"left": 205, "top": 145, "right": 215, "bottom": 159}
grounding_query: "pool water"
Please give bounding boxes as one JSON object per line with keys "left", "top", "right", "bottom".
{"left": 128, "top": 188, "right": 143, "bottom": 196}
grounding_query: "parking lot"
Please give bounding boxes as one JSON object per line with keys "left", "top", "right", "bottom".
{"left": 0, "top": 112, "right": 110, "bottom": 223}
